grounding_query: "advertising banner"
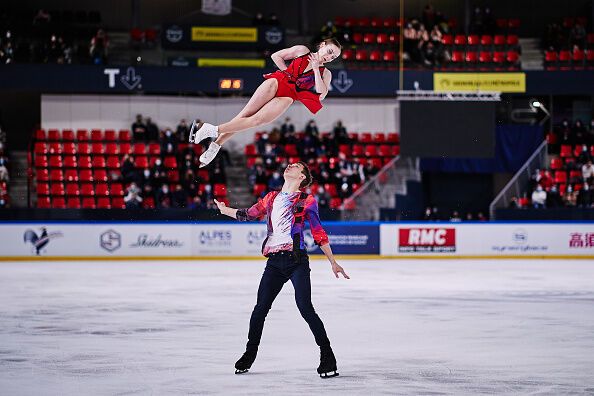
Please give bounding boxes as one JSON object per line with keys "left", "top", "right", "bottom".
{"left": 433, "top": 73, "right": 526, "bottom": 93}
{"left": 303, "top": 224, "right": 380, "bottom": 255}
{"left": 381, "top": 223, "right": 594, "bottom": 256}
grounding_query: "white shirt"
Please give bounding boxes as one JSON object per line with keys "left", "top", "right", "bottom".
{"left": 582, "top": 164, "right": 594, "bottom": 179}
{"left": 532, "top": 189, "right": 547, "bottom": 205}
{"left": 265, "top": 192, "right": 300, "bottom": 253}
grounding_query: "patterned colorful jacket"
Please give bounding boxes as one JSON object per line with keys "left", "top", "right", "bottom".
{"left": 236, "top": 190, "right": 329, "bottom": 256}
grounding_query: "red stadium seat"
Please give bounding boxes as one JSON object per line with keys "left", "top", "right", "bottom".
{"left": 49, "top": 169, "right": 64, "bottom": 182}
{"left": 111, "top": 183, "right": 124, "bottom": 196}
{"left": 214, "top": 184, "right": 227, "bottom": 197}
{"left": 112, "top": 197, "right": 125, "bottom": 209}
{"left": 104, "top": 130, "right": 117, "bottom": 141}
{"left": 51, "top": 183, "right": 65, "bottom": 196}
{"left": 324, "top": 184, "right": 338, "bottom": 197}
{"left": 550, "top": 157, "right": 563, "bottom": 170}
{"left": 391, "top": 146, "right": 401, "bottom": 156}
{"left": 91, "top": 143, "right": 104, "bottom": 155}
{"left": 358, "top": 17, "right": 370, "bottom": 27}
{"left": 371, "top": 17, "right": 382, "bottom": 27}
{"left": 360, "top": 133, "right": 372, "bottom": 143}
{"left": 465, "top": 51, "right": 478, "bottom": 68}
{"left": 369, "top": 50, "right": 382, "bottom": 63}
{"left": 135, "top": 156, "right": 149, "bottom": 168}
{"left": 149, "top": 143, "right": 161, "bottom": 155}
{"left": 480, "top": 35, "right": 492, "bottom": 46}
{"left": 93, "top": 169, "right": 108, "bottom": 182}
{"left": 91, "top": 129, "right": 102, "bottom": 141}
{"left": 493, "top": 51, "right": 505, "bottom": 68}
{"left": 105, "top": 143, "right": 118, "bottom": 155}
{"left": 342, "top": 49, "right": 355, "bottom": 61}
{"left": 77, "top": 142, "right": 90, "bottom": 155}
{"left": 34, "top": 155, "right": 48, "bottom": 168}
{"left": 378, "top": 144, "right": 391, "bottom": 157}
{"left": 34, "top": 142, "right": 47, "bottom": 154}
{"left": 246, "top": 157, "right": 257, "bottom": 167}
{"left": 479, "top": 51, "right": 493, "bottom": 69}
{"left": 371, "top": 158, "right": 383, "bottom": 168}
{"left": 82, "top": 197, "right": 96, "bottom": 209}
{"left": 506, "top": 35, "right": 519, "bottom": 47}
{"left": 506, "top": 51, "right": 520, "bottom": 68}
{"left": 133, "top": 143, "right": 146, "bottom": 155}
{"left": 65, "top": 169, "right": 79, "bottom": 182}
{"left": 53, "top": 197, "right": 66, "bottom": 209}
{"left": 63, "top": 142, "right": 76, "bottom": 155}
{"left": 451, "top": 51, "right": 464, "bottom": 68}
{"left": 81, "top": 183, "right": 95, "bottom": 196}
{"left": 559, "top": 50, "right": 571, "bottom": 70}
{"left": 454, "top": 35, "right": 467, "bottom": 46}
{"left": 544, "top": 50, "right": 558, "bottom": 70}
{"left": 493, "top": 35, "right": 505, "bottom": 47}
{"left": 383, "top": 17, "right": 397, "bottom": 28}
{"left": 245, "top": 144, "right": 257, "bottom": 156}
{"left": 352, "top": 33, "right": 363, "bottom": 45}
{"left": 373, "top": 133, "right": 386, "bottom": 143}
{"left": 65, "top": 183, "right": 80, "bottom": 196}
{"left": 467, "top": 35, "right": 480, "bottom": 46}
{"left": 97, "top": 197, "right": 111, "bottom": 209}
{"left": 145, "top": 28, "right": 158, "bottom": 43}
{"left": 48, "top": 142, "right": 62, "bottom": 155}
{"left": 35, "top": 129, "right": 46, "bottom": 141}
{"left": 66, "top": 197, "right": 81, "bottom": 209}
{"left": 329, "top": 198, "right": 342, "bottom": 209}
{"left": 48, "top": 129, "right": 60, "bottom": 141}
{"left": 37, "top": 169, "right": 49, "bottom": 182}
{"left": 573, "top": 49, "right": 585, "bottom": 69}
{"left": 107, "top": 156, "right": 121, "bottom": 169}
{"left": 79, "top": 156, "right": 92, "bottom": 169}
{"left": 339, "top": 144, "right": 351, "bottom": 156}
{"left": 37, "top": 183, "right": 50, "bottom": 196}
{"left": 285, "top": 144, "right": 298, "bottom": 156}
{"left": 560, "top": 145, "right": 572, "bottom": 158}
{"left": 62, "top": 129, "right": 75, "bottom": 141}
{"left": 508, "top": 19, "right": 520, "bottom": 30}
{"left": 92, "top": 156, "right": 106, "bottom": 168}
{"left": 253, "top": 183, "right": 267, "bottom": 197}
{"left": 387, "top": 133, "right": 400, "bottom": 144}
{"left": 355, "top": 49, "right": 369, "bottom": 61}
{"left": 352, "top": 144, "right": 364, "bottom": 156}
{"left": 119, "top": 130, "right": 131, "bottom": 141}
{"left": 441, "top": 34, "right": 453, "bottom": 46}
{"left": 554, "top": 171, "right": 567, "bottom": 184}
{"left": 63, "top": 156, "right": 77, "bottom": 168}
{"left": 96, "top": 183, "right": 109, "bottom": 197}
{"left": 377, "top": 33, "right": 389, "bottom": 45}
{"left": 76, "top": 129, "right": 89, "bottom": 141}
{"left": 164, "top": 156, "right": 177, "bottom": 168}
{"left": 37, "top": 196, "right": 51, "bottom": 208}
{"left": 383, "top": 50, "right": 397, "bottom": 63}
{"left": 363, "top": 33, "right": 376, "bottom": 44}
{"left": 80, "top": 170, "right": 93, "bottom": 182}
{"left": 119, "top": 143, "right": 132, "bottom": 155}
{"left": 49, "top": 155, "right": 62, "bottom": 168}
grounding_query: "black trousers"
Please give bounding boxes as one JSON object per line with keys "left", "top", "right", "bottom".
{"left": 246, "top": 250, "right": 331, "bottom": 349}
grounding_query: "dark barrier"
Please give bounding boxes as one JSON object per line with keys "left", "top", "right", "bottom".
{"left": 496, "top": 208, "right": 594, "bottom": 220}
{"left": 0, "top": 65, "right": 592, "bottom": 96}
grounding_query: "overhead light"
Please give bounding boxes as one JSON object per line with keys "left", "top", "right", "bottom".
{"left": 531, "top": 100, "right": 541, "bottom": 108}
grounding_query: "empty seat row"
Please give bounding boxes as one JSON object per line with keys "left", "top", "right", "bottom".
{"left": 34, "top": 155, "right": 178, "bottom": 169}
{"left": 37, "top": 196, "right": 124, "bottom": 209}
{"left": 544, "top": 49, "right": 594, "bottom": 70}
{"left": 35, "top": 129, "right": 132, "bottom": 142}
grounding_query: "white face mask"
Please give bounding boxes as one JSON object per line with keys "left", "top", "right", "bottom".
{"left": 144, "top": 170, "right": 150, "bottom": 177}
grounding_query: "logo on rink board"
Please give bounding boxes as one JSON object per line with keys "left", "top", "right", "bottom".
{"left": 129, "top": 234, "right": 184, "bottom": 248}
{"left": 398, "top": 228, "right": 456, "bottom": 252}
{"left": 23, "top": 227, "right": 64, "bottom": 255}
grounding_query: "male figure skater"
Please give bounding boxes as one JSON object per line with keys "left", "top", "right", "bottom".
{"left": 214, "top": 161, "right": 349, "bottom": 378}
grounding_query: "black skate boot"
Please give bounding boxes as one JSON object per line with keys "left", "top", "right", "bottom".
{"left": 234, "top": 347, "right": 257, "bottom": 374}
{"left": 317, "top": 346, "right": 339, "bottom": 378}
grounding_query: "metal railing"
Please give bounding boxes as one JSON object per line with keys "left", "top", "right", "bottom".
{"left": 489, "top": 140, "right": 548, "bottom": 219}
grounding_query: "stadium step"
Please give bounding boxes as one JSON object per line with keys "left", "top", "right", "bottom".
{"left": 8, "top": 150, "right": 29, "bottom": 208}
{"left": 519, "top": 38, "right": 543, "bottom": 70}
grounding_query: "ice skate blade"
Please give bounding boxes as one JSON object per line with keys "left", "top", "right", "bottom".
{"left": 319, "top": 371, "right": 339, "bottom": 378}
{"left": 188, "top": 120, "right": 197, "bottom": 143}
{"left": 235, "top": 369, "right": 249, "bottom": 374}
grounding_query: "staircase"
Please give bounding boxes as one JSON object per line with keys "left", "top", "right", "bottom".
{"left": 8, "top": 151, "right": 30, "bottom": 208}
{"left": 224, "top": 151, "right": 255, "bottom": 208}
{"left": 519, "top": 38, "right": 543, "bottom": 70}
{"left": 342, "top": 156, "right": 421, "bottom": 221}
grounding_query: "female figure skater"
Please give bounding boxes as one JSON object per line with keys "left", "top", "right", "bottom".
{"left": 189, "top": 38, "right": 342, "bottom": 167}
{"left": 214, "top": 161, "right": 349, "bottom": 377}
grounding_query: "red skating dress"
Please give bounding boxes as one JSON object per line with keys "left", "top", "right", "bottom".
{"left": 263, "top": 52, "right": 325, "bottom": 114}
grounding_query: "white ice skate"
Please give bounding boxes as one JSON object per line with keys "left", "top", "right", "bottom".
{"left": 199, "top": 142, "right": 221, "bottom": 168}
{"left": 189, "top": 120, "right": 219, "bottom": 144}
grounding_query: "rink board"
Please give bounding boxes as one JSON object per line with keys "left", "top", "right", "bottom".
{"left": 1, "top": 222, "right": 593, "bottom": 259}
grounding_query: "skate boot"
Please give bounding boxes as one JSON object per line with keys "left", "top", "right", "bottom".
{"left": 199, "top": 141, "right": 221, "bottom": 168}
{"left": 189, "top": 120, "right": 218, "bottom": 144}
{"left": 235, "top": 347, "right": 258, "bottom": 374}
{"left": 317, "top": 346, "right": 339, "bottom": 378}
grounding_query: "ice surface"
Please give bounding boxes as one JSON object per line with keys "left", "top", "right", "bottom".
{"left": 1, "top": 259, "right": 594, "bottom": 395}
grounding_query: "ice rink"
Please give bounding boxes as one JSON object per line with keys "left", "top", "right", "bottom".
{"left": 1, "top": 259, "right": 593, "bottom": 395}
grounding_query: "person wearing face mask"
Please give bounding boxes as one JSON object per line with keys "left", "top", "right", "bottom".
{"left": 188, "top": 38, "right": 342, "bottom": 167}
{"left": 531, "top": 184, "right": 547, "bottom": 208}
{"left": 160, "top": 127, "right": 178, "bottom": 157}
{"left": 156, "top": 184, "right": 171, "bottom": 208}
{"left": 267, "top": 170, "right": 283, "bottom": 191}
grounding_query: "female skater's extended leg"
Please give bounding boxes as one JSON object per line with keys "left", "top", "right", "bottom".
{"left": 199, "top": 97, "right": 293, "bottom": 166}
{"left": 189, "top": 78, "right": 279, "bottom": 144}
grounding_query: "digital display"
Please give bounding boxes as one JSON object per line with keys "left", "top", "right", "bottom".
{"left": 219, "top": 78, "right": 244, "bottom": 91}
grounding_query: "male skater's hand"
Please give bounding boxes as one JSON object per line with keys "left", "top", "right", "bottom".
{"left": 214, "top": 199, "right": 226, "bottom": 212}
{"left": 331, "top": 261, "right": 350, "bottom": 279}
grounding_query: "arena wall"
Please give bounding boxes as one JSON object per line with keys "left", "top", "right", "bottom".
{"left": 3, "top": 222, "right": 593, "bottom": 260}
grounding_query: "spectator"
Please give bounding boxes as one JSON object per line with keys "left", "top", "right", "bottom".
{"left": 577, "top": 183, "right": 593, "bottom": 207}
{"left": 508, "top": 196, "right": 519, "bottom": 208}
{"left": 160, "top": 127, "right": 177, "bottom": 157}
{"left": 0, "top": 161, "right": 8, "bottom": 182}
{"left": 531, "top": 185, "right": 547, "bottom": 208}
{"left": 89, "top": 29, "right": 109, "bottom": 65}
{"left": 546, "top": 185, "right": 564, "bottom": 208}
{"left": 45, "top": 34, "right": 66, "bottom": 63}
{"left": 172, "top": 184, "right": 188, "bottom": 208}
{"left": 570, "top": 23, "right": 586, "bottom": 48}
{"left": 465, "top": 212, "right": 474, "bottom": 221}
{"left": 140, "top": 167, "right": 153, "bottom": 189}
{"left": 422, "top": 4, "right": 436, "bottom": 29}
{"left": 124, "top": 182, "right": 143, "bottom": 209}
{"left": 156, "top": 184, "right": 172, "bottom": 208}
{"left": 423, "top": 207, "right": 433, "bottom": 220}
{"left": 252, "top": 12, "right": 265, "bottom": 26}
{"left": 333, "top": 120, "right": 349, "bottom": 144}
{"left": 574, "top": 119, "right": 587, "bottom": 143}
{"left": 146, "top": 117, "right": 159, "bottom": 141}
{"left": 559, "top": 119, "right": 575, "bottom": 145}
{"left": 582, "top": 159, "right": 594, "bottom": 184}
{"left": 209, "top": 161, "right": 227, "bottom": 184}
{"left": 268, "top": 171, "right": 283, "bottom": 191}
{"left": 540, "top": 170, "right": 554, "bottom": 190}
{"left": 304, "top": 119, "right": 319, "bottom": 138}
{"left": 476, "top": 212, "right": 487, "bottom": 221}
{"left": 132, "top": 114, "right": 147, "bottom": 142}
{"left": 177, "top": 119, "right": 190, "bottom": 143}
{"left": 586, "top": 119, "right": 594, "bottom": 145}
{"left": 121, "top": 154, "right": 139, "bottom": 184}
{"left": 151, "top": 158, "right": 168, "bottom": 189}
{"left": 450, "top": 211, "right": 462, "bottom": 222}
{"left": 189, "top": 195, "right": 206, "bottom": 210}
{"left": 280, "top": 117, "right": 295, "bottom": 139}
{"left": 563, "top": 185, "right": 578, "bottom": 206}
{"left": 0, "top": 40, "right": 14, "bottom": 64}
{"left": 364, "top": 159, "right": 380, "bottom": 179}
{"left": 262, "top": 143, "right": 280, "bottom": 170}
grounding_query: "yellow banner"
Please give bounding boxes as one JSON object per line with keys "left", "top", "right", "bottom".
{"left": 191, "top": 27, "right": 257, "bottom": 42}
{"left": 434, "top": 73, "right": 526, "bottom": 93}
{"left": 197, "top": 58, "right": 265, "bottom": 68}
